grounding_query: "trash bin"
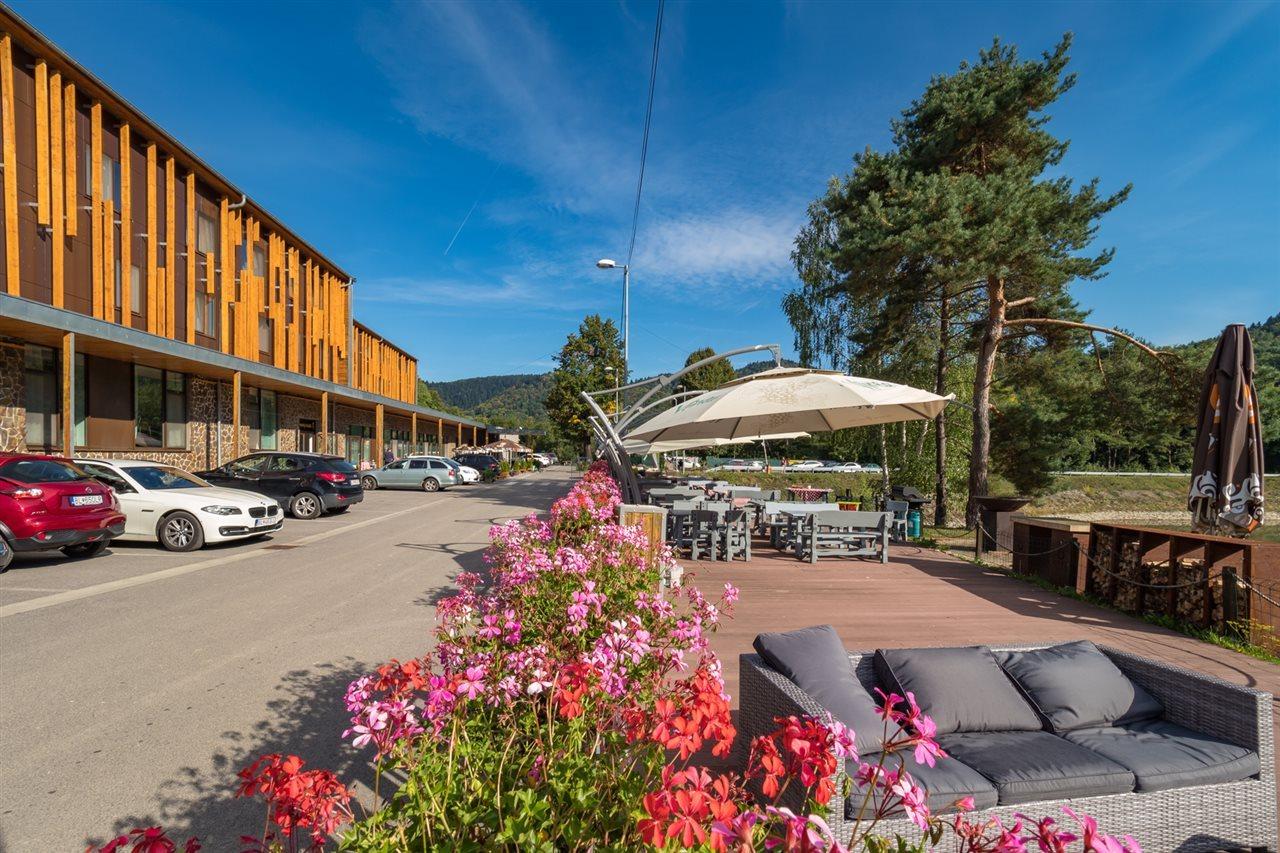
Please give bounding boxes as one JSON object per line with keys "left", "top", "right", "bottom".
{"left": 908, "top": 510, "right": 922, "bottom": 539}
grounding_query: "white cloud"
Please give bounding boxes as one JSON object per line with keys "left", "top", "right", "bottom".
{"left": 634, "top": 210, "right": 801, "bottom": 290}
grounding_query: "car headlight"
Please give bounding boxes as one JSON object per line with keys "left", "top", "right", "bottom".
{"left": 201, "top": 505, "right": 243, "bottom": 515}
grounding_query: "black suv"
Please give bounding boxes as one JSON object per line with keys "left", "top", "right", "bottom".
{"left": 197, "top": 452, "right": 363, "bottom": 519}
{"left": 454, "top": 452, "right": 501, "bottom": 474}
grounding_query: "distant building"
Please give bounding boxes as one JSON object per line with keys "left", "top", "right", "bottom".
{"left": 0, "top": 8, "right": 497, "bottom": 466}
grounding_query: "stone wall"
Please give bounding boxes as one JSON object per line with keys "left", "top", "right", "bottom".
{"left": 0, "top": 340, "right": 26, "bottom": 453}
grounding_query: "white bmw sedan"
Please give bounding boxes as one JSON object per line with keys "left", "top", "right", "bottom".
{"left": 74, "top": 459, "right": 284, "bottom": 551}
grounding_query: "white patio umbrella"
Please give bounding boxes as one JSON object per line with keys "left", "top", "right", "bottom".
{"left": 621, "top": 366, "right": 952, "bottom": 443}
{"left": 621, "top": 431, "right": 810, "bottom": 455}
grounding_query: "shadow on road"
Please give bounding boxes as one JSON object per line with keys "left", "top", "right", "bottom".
{"left": 87, "top": 659, "right": 376, "bottom": 849}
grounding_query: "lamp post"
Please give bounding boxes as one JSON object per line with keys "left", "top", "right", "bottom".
{"left": 595, "top": 258, "right": 629, "bottom": 379}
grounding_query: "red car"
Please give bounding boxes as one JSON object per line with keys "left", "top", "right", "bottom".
{"left": 0, "top": 453, "right": 126, "bottom": 572}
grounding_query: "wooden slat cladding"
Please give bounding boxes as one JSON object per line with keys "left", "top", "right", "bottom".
{"left": 352, "top": 323, "right": 417, "bottom": 404}
{"left": 1, "top": 34, "right": 18, "bottom": 294}
{"left": 0, "top": 18, "right": 417, "bottom": 404}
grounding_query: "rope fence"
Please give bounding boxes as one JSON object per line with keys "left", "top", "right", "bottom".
{"left": 971, "top": 518, "right": 1280, "bottom": 649}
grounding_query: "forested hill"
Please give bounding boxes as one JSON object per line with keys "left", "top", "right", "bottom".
{"left": 419, "top": 373, "right": 553, "bottom": 427}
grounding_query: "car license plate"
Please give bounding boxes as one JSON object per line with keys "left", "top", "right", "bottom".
{"left": 69, "top": 494, "right": 104, "bottom": 507}
{"left": 350, "top": 478, "right": 359, "bottom": 486}
{"left": 255, "top": 516, "right": 274, "bottom": 527}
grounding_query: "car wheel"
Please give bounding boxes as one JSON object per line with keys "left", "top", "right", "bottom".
{"left": 61, "top": 539, "right": 109, "bottom": 559}
{"left": 158, "top": 511, "right": 205, "bottom": 552}
{"left": 290, "top": 491, "right": 323, "bottom": 519}
{"left": 0, "top": 540, "right": 12, "bottom": 573}
{"left": 361, "top": 475, "right": 378, "bottom": 491}
{"left": 329, "top": 506, "right": 351, "bottom": 514}
{"left": 421, "top": 477, "right": 440, "bottom": 492}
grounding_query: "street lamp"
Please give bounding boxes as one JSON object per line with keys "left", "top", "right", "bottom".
{"left": 595, "top": 258, "right": 629, "bottom": 379}
{"left": 603, "top": 366, "right": 621, "bottom": 415}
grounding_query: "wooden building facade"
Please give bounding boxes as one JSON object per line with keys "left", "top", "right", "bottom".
{"left": 0, "top": 8, "right": 494, "bottom": 467}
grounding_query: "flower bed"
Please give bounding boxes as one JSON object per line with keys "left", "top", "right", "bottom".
{"left": 92, "top": 462, "right": 1140, "bottom": 852}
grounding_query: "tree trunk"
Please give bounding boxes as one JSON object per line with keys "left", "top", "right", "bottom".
{"left": 966, "top": 275, "right": 1006, "bottom": 528}
{"left": 934, "top": 293, "right": 950, "bottom": 527}
{"left": 879, "top": 423, "right": 890, "bottom": 498}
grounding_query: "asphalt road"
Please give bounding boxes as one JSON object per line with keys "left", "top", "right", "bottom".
{"left": 0, "top": 467, "right": 575, "bottom": 852}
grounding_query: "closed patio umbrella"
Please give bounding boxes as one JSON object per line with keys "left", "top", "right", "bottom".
{"left": 1189, "top": 324, "right": 1265, "bottom": 535}
{"left": 621, "top": 366, "right": 952, "bottom": 444}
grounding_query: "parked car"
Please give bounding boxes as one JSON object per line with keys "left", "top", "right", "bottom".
{"left": 196, "top": 452, "right": 363, "bottom": 519}
{"left": 0, "top": 453, "right": 126, "bottom": 571}
{"left": 785, "top": 460, "right": 826, "bottom": 471}
{"left": 361, "top": 457, "right": 458, "bottom": 492}
{"left": 859, "top": 463, "right": 883, "bottom": 473}
{"left": 713, "top": 459, "right": 764, "bottom": 472}
{"left": 455, "top": 453, "right": 501, "bottom": 474}
{"left": 821, "top": 462, "right": 864, "bottom": 473}
{"left": 445, "top": 458, "right": 481, "bottom": 484}
{"left": 75, "top": 459, "right": 282, "bottom": 551}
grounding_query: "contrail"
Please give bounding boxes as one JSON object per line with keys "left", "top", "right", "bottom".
{"left": 444, "top": 163, "right": 502, "bottom": 256}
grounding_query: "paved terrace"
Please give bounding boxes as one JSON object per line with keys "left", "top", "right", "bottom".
{"left": 683, "top": 541, "right": 1280, "bottom": 783}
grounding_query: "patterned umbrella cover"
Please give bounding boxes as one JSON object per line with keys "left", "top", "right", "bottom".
{"left": 1188, "top": 324, "right": 1266, "bottom": 535}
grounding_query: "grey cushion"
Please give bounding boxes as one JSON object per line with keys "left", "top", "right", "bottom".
{"left": 847, "top": 753, "right": 997, "bottom": 818}
{"left": 997, "top": 641, "right": 1163, "bottom": 731}
{"left": 938, "top": 731, "right": 1134, "bottom": 804}
{"left": 874, "top": 646, "right": 1041, "bottom": 735}
{"left": 754, "top": 626, "right": 902, "bottom": 753}
{"left": 1062, "top": 719, "right": 1260, "bottom": 792}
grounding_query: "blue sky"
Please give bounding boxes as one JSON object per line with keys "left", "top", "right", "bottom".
{"left": 17, "top": 0, "right": 1279, "bottom": 380}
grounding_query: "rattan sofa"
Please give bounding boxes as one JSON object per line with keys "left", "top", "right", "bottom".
{"left": 739, "top": 643, "right": 1277, "bottom": 852}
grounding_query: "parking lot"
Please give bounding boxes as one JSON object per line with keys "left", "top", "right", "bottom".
{"left": 0, "top": 467, "right": 575, "bottom": 851}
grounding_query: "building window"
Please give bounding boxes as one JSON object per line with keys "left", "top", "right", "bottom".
{"left": 346, "top": 425, "right": 372, "bottom": 465}
{"left": 134, "top": 366, "right": 163, "bottom": 447}
{"left": 252, "top": 243, "right": 266, "bottom": 277}
{"left": 131, "top": 266, "right": 142, "bottom": 315}
{"left": 197, "top": 212, "right": 217, "bottom": 254}
{"left": 245, "top": 388, "right": 277, "bottom": 450}
{"left": 74, "top": 353, "right": 87, "bottom": 447}
{"left": 165, "top": 373, "right": 186, "bottom": 448}
{"left": 195, "top": 291, "right": 216, "bottom": 336}
{"left": 258, "top": 316, "right": 271, "bottom": 353}
{"left": 114, "top": 258, "right": 122, "bottom": 314}
{"left": 81, "top": 145, "right": 123, "bottom": 206}
{"left": 135, "top": 367, "right": 186, "bottom": 448}
{"left": 23, "top": 345, "right": 59, "bottom": 449}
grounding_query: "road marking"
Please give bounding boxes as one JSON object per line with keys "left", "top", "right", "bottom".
{"left": 0, "top": 499, "right": 446, "bottom": 619}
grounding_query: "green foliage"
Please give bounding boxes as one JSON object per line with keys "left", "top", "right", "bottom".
{"left": 681, "top": 347, "right": 737, "bottom": 391}
{"left": 545, "top": 315, "right": 625, "bottom": 452}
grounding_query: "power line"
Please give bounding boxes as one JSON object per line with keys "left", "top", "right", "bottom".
{"left": 626, "top": 0, "right": 665, "bottom": 269}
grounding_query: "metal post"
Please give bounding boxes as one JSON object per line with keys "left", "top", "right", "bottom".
{"left": 622, "top": 264, "right": 630, "bottom": 378}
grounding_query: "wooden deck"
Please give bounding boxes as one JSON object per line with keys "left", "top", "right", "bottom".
{"left": 684, "top": 540, "right": 1280, "bottom": 779}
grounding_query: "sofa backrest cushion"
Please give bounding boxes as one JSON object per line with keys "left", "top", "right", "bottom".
{"left": 754, "top": 625, "right": 901, "bottom": 754}
{"left": 874, "top": 645, "right": 1042, "bottom": 735}
{"left": 996, "top": 641, "right": 1163, "bottom": 731}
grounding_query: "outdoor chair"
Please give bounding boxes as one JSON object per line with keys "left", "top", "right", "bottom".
{"left": 792, "top": 510, "right": 889, "bottom": 563}
{"left": 721, "top": 509, "right": 752, "bottom": 562}
{"left": 664, "top": 499, "right": 698, "bottom": 541}
{"left": 676, "top": 509, "right": 723, "bottom": 561}
{"left": 771, "top": 503, "right": 842, "bottom": 550}
{"left": 884, "top": 499, "right": 910, "bottom": 541}
{"left": 740, "top": 632, "right": 1275, "bottom": 852}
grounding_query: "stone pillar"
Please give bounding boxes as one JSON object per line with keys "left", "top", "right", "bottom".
{"left": 231, "top": 371, "right": 242, "bottom": 459}
{"left": 320, "top": 391, "right": 329, "bottom": 455}
{"left": 410, "top": 412, "right": 417, "bottom": 450}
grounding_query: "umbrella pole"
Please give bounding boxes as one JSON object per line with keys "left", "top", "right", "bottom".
{"left": 762, "top": 439, "right": 770, "bottom": 473}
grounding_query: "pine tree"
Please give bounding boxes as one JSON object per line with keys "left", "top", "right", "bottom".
{"left": 682, "top": 348, "right": 737, "bottom": 391}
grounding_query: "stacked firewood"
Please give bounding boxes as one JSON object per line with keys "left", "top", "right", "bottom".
{"left": 1172, "top": 559, "right": 1221, "bottom": 627}
{"left": 1113, "top": 541, "right": 1143, "bottom": 612}
{"left": 1089, "top": 531, "right": 1116, "bottom": 597}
